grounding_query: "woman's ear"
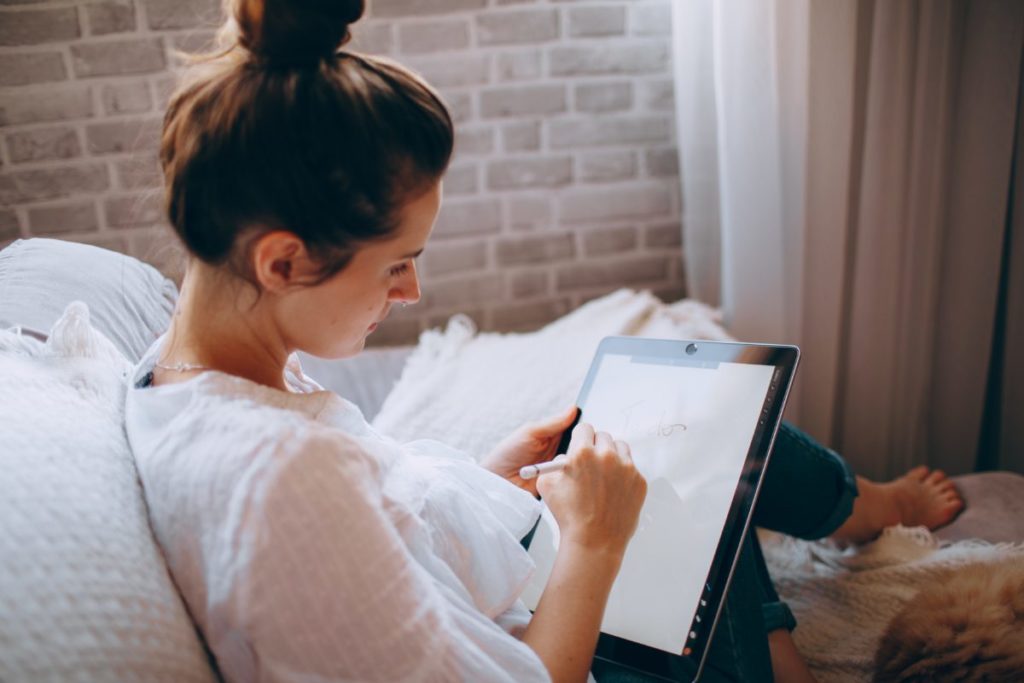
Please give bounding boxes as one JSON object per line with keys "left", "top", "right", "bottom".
{"left": 250, "top": 231, "right": 312, "bottom": 292}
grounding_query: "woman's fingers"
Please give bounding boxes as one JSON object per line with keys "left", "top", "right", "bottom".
{"left": 566, "top": 423, "right": 638, "bottom": 480}
{"left": 558, "top": 404, "right": 580, "bottom": 426}
{"left": 594, "top": 431, "right": 634, "bottom": 468}
{"left": 614, "top": 439, "right": 632, "bottom": 464}
{"left": 571, "top": 421, "right": 595, "bottom": 452}
{"left": 569, "top": 423, "right": 636, "bottom": 467}
{"left": 595, "top": 431, "right": 615, "bottom": 458}
{"left": 541, "top": 421, "right": 647, "bottom": 552}
{"left": 530, "top": 405, "right": 579, "bottom": 436}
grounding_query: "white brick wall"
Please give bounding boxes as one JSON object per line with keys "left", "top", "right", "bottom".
{"left": 0, "top": 0, "right": 684, "bottom": 345}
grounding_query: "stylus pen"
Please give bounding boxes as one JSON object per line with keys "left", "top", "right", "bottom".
{"left": 519, "top": 458, "right": 568, "bottom": 480}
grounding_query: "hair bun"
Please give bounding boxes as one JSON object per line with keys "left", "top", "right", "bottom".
{"left": 233, "top": 0, "right": 365, "bottom": 66}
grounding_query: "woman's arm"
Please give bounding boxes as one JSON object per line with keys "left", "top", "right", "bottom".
{"left": 521, "top": 425, "right": 648, "bottom": 683}
{"left": 522, "top": 541, "right": 624, "bottom": 683}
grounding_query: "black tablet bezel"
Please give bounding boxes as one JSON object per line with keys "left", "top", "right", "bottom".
{"left": 537, "top": 336, "right": 800, "bottom": 682}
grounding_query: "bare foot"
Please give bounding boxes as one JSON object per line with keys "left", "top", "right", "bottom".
{"left": 831, "top": 466, "right": 965, "bottom": 545}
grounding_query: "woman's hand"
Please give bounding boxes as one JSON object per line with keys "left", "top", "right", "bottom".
{"left": 521, "top": 422, "right": 647, "bottom": 683}
{"left": 537, "top": 422, "right": 647, "bottom": 555}
{"left": 480, "top": 405, "right": 579, "bottom": 496}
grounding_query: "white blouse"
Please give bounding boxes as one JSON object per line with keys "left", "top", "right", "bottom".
{"left": 125, "top": 340, "right": 553, "bottom": 683}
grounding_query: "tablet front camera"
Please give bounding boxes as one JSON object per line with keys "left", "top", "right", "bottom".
{"left": 685, "top": 343, "right": 698, "bottom": 355}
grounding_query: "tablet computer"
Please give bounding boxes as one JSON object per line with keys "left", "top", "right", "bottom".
{"left": 520, "top": 336, "right": 800, "bottom": 682}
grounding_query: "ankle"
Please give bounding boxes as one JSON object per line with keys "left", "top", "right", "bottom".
{"left": 889, "top": 478, "right": 927, "bottom": 529}
{"left": 833, "top": 478, "right": 899, "bottom": 544}
{"left": 767, "top": 629, "right": 818, "bottom": 683}
{"left": 869, "top": 479, "right": 906, "bottom": 529}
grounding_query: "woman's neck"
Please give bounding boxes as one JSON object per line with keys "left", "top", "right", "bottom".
{"left": 158, "top": 262, "right": 292, "bottom": 391}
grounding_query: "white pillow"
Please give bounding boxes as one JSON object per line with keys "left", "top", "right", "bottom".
{"left": 371, "top": 289, "right": 733, "bottom": 458}
{"left": 0, "top": 238, "right": 177, "bottom": 362}
{"left": 0, "top": 303, "right": 216, "bottom": 683}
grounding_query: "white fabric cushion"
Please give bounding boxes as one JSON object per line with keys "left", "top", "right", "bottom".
{"left": 0, "top": 302, "right": 216, "bottom": 683}
{"left": 371, "top": 289, "right": 733, "bottom": 457}
{"left": 0, "top": 238, "right": 177, "bottom": 363}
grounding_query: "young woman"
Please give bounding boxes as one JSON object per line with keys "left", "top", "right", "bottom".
{"left": 125, "top": 1, "right": 964, "bottom": 681}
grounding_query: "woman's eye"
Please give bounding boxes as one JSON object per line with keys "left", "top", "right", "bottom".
{"left": 390, "top": 262, "right": 410, "bottom": 277}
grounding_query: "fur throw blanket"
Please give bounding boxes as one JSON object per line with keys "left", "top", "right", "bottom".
{"left": 760, "top": 527, "right": 1024, "bottom": 682}
{"left": 873, "top": 555, "right": 1024, "bottom": 682}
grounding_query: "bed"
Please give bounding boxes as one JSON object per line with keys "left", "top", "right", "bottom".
{"left": 1, "top": 237, "right": 1022, "bottom": 682}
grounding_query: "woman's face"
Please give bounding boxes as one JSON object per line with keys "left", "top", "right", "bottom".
{"left": 274, "top": 182, "right": 441, "bottom": 359}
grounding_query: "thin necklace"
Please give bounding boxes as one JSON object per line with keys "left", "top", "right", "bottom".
{"left": 154, "top": 360, "right": 212, "bottom": 373}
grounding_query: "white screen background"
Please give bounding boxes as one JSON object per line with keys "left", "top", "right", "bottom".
{"left": 521, "top": 353, "right": 775, "bottom": 654}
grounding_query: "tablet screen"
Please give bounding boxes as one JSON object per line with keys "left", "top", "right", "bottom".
{"left": 521, "top": 338, "right": 793, "bottom": 666}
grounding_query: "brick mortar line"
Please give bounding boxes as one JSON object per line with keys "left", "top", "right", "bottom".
{"left": 0, "top": 1, "right": 78, "bottom": 7}
{"left": 0, "top": 154, "right": 107, "bottom": 169}
{"left": 0, "top": 37, "right": 166, "bottom": 56}
{"left": 13, "top": 205, "right": 28, "bottom": 237}
{"left": 0, "top": 147, "right": 156, "bottom": 170}
{"left": 1, "top": 114, "right": 153, "bottom": 135}
{"left": 134, "top": 1, "right": 153, "bottom": 37}
{"left": 395, "top": 39, "right": 667, "bottom": 60}
{"left": 475, "top": 76, "right": 672, "bottom": 92}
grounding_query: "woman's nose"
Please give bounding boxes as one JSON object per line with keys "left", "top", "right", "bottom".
{"left": 392, "top": 261, "right": 421, "bottom": 305}
{"left": 404, "top": 262, "right": 422, "bottom": 304}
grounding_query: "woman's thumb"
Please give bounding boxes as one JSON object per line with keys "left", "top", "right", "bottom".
{"left": 535, "top": 405, "right": 579, "bottom": 433}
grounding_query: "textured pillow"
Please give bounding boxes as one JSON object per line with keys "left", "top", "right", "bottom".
{"left": 0, "top": 303, "right": 216, "bottom": 683}
{"left": 371, "top": 289, "right": 732, "bottom": 457}
{"left": 0, "top": 238, "right": 177, "bottom": 363}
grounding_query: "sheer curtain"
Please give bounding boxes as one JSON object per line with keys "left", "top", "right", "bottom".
{"left": 672, "top": 0, "right": 1024, "bottom": 479}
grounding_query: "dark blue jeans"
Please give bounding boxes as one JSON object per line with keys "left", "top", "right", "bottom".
{"left": 592, "top": 422, "right": 859, "bottom": 682}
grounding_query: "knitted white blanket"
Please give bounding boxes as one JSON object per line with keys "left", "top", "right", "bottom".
{"left": 372, "top": 289, "right": 734, "bottom": 452}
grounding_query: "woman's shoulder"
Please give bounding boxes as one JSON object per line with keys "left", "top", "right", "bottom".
{"left": 129, "top": 372, "right": 386, "bottom": 496}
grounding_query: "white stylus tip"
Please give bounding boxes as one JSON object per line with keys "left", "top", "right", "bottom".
{"left": 519, "top": 457, "right": 568, "bottom": 480}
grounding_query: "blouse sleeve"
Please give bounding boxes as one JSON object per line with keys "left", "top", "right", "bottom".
{"left": 219, "top": 427, "right": 551, "bottom": 683}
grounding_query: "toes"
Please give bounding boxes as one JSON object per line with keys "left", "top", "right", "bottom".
{"left": 937, "top": 479, "right": 957, "bottom": 494}
{"left": 926, "top": 469, "right": 947, "bottom": 485}
{"left": 907, "top": 465, "right": 930, "bottom": 481}
{"left": 941, "top": 489, "right": 964, "bottom": 505}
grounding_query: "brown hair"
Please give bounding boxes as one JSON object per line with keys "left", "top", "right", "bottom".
{"left": 160, "top": 0, "right": 454, "bottom": 284}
